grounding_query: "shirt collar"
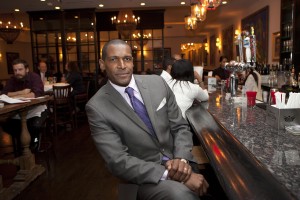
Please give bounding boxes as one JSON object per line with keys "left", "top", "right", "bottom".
{"left": 109, "top": 75, "right": 139, "bottom": 95}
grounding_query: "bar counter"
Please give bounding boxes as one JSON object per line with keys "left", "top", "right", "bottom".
{"left": 186, "top": 91, "right": 300, "bottom": 199}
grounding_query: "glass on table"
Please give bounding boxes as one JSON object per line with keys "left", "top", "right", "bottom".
{"left": 220, "top": 80, "right": 226, "bottom": 96}
{"left": 246, "top": 91, "right": 257, "bottom": 108}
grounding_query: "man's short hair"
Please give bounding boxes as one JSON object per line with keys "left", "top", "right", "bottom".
{"left": 12, "top": 59, "right": 29, "bottom": 69}
{"left": 102, "top": 39, "right": 132, "bottom": 60}
{"left": 219, "top": 56, "right": 228, "bottom": 62}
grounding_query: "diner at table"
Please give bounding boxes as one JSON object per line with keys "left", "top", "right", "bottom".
{"left": 1, "top": 58, "right": 47, "bottom": 154}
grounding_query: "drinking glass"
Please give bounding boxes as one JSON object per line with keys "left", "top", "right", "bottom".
{"left": 263, "top": 91, "right": 268, "bottom": 103}
{"left": 246, "top": 91, "right": 257, "bottom": 108}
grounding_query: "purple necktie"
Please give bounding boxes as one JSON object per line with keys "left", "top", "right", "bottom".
{"left": 125, "top": 87, "right": 156, "bottom": 137}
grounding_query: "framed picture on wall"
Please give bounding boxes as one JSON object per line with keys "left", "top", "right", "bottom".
{"left": 6, "top": 52, "right": 20, "bottom": 74}
{"left": 242, "top": 6, "right": 269, "bottom": 64}
{"left": 272, "top": 32, "right": 280, "bottom": 61}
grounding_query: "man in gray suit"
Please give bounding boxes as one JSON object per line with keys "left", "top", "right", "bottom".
{"left": 86, "top": 39, "right": 209, "bottom": 200}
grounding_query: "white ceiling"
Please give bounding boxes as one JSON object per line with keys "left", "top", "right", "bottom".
{"left": 0, "top": 0, "right": 261, "bottom": 39}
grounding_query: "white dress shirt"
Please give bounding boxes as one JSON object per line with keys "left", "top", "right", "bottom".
{"left": 160, "top": 70, "right": 172, "bottom": 83}
{"left": 168, "top": 80, "right": 209, "bottom": 119}
{"left": 109, "top": 76, "right": 144, "bottom": 108}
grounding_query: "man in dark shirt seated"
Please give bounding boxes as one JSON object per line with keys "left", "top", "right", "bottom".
{"left": 2, "top": 59, "right": 48, "bottom": 155}
{"left": 213, "top": 56, "right": 230, "bottom": 81}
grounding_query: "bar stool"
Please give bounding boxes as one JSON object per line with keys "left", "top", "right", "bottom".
{"left": 50, "top": 84, "right": 74, "bottom": 135}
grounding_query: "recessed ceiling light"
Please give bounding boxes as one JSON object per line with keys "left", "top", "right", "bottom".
{"left": 222, "top": 1, "right": 228, "bottom": 4}
{"left": 40, "top": 17, "right": 44, "bottom": 20}
{"left": 180, "top": 2, "right": 185, "bottom": 5}
{"left": 74, "top": 16, "right": 79, "bottom": 19}
{"left": 40, "top": 0, "right": 46, "bottom": 1}
{"left": 14, "top": 9, "right": 20, "bottom": 12}
{"left": 99, "top": 4, "right": 104, "bottom": 7}
{"left": 55, "top": 6, "right": 60, "bottom": 10}
{"left": 141, "top": 3, "right": 145, "bottom": 6}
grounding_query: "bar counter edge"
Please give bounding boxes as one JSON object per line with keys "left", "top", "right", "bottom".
{"left": 186, "top": 93, "right": 299, "bottom": 200}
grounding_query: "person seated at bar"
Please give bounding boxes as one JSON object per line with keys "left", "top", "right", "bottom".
{"left": 244, "top": 68, "right": 263, "bottom": 101}
{"left": 35, "top": 60, "right": 51, "bottom": 83}
{"left": 61, "top": 61, "right": 85, "bottom": 97}
{"left": 168, "top": 59, "right": 209, "bottom": 119}
{"left": 86, "top": 39, "right": 209, "bottom": 200}
{"left": 2, "top": 59, "right": 47, "bottom": 154}
{"left": 160, "top": 57, "right": 175, "bottom": 82}
{"left": 213, "top": 56, "right": 230, "bottom": 81}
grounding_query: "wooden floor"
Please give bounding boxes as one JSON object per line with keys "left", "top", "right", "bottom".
{"left": 0, "top": 119, "right": 120, "bottom": 200}
{"left": 1, "top": 118, "right": 228, "bottom": 200}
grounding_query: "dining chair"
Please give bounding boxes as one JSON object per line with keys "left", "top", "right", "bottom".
{"left": 50, "top": 84, "right": 74, "bottom": 135}
{"left": 34, "top": 112, "right": 56, "bottom": 171}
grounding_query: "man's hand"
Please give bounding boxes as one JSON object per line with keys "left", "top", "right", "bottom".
{"left": 184, "top": 172, "right": 209, "bottom": 196}
{"left": 165, "top": 159, "right": 192, "bottom": 183}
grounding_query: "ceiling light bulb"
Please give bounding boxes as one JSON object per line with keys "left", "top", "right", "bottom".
{"left": 141, "top": 3, "right": 145, "bottom": 6}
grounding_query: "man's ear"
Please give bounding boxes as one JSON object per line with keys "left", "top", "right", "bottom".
{"left": 99, "top": 59, "right": 105, "bottom": 72}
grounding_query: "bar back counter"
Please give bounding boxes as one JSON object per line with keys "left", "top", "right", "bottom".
{"left": 186, "top": 91, "right": 299, "bottom": 200}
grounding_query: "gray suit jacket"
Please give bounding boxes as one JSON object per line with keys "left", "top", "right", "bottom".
{"left": 86, "top": 75, "right": 195, "bottom": 185}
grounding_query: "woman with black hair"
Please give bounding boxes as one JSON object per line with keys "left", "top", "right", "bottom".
{"left": 244, "top": 68, "right": 263, "bottom": 101}
{"left": 213, "top": 56, "right": 230, "bottom": 81}
{"left": 168, "top": 59, "right": 209, "bottom": 119}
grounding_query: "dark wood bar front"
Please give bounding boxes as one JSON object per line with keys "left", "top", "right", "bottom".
{"left": 186, "top": 91, "right": 299, "bottom": 200}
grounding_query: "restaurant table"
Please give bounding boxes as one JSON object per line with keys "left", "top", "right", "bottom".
{"left": 0, "top": 96, "right": 51, "bottom": 200}
{"left": 186, "top": 91, "right": 299, "bottom": 200}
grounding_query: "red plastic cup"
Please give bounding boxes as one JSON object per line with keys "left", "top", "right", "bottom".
{"left": 246, "top": 91, "right": 257, "bottom": 108}
{"left": 270, "top": 91, "right": 276, "bottom": 104}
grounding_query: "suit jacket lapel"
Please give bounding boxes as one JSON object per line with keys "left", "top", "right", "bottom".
{"left": 103, "top": 82, "right": 150, "bottom": 133}
{"left": 135, "top": 76, "right": 163, "bottom": 142}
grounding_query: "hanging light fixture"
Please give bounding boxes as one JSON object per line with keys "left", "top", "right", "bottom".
{"left": 191, "top": 2, "right": 207, "bottom": 22}
{"left": 132, "top": 32, "right": 151, "bottom": 46}
{"left": 111, "top": 9, "right": 140, "bottom": 39}
{"left": 0, "top": 14, "right": 23, "bottom": 44}
{"left": 201, "top": 0, "right": 222, "bottom": 10}
{"left": 184, "top": 15, "right": 197, "bottom": 31}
